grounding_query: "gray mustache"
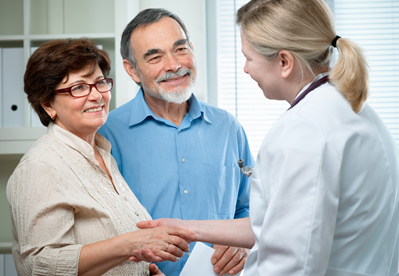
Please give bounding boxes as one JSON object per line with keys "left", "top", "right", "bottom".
{"left": 157, "top": 68, "right": 192, "bottom": 83}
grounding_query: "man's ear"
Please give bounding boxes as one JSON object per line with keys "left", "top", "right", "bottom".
{"left": 123, "top": 59, "right": 141, "bottom": 84}
{"left": 41, "top": 102, "right": 56, "bottom": 119}
{"left": 278, "top": 50, "right": 295, "bottom": 79}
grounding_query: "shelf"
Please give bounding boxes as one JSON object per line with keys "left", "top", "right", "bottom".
{"left": 0, "top": 36, "right": 25, "bottom": 41}
{"left": 0, "top": 127, "right": 46, "bottom": 140}
{"left": 0, "top": 0, "right": 140, "bottom": 155}
{"left": 0, "top": 242, "right": 12, "bottom": 254}
{"left": 0, "top": 127, "right": 46, "bottom": 154}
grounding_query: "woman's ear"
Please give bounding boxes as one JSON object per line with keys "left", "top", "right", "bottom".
{"left": 41, "top": 102, "right": 56, "bottom": 119}
{"left": 123, "top": 59, "right": 141, "bottom": 84}
{"left": 278, "top": 50, "right": 295, "bottom": 79}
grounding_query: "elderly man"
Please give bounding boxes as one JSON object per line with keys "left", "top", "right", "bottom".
{"left": 98, "top": 8, "right": 254, "bottom": 276}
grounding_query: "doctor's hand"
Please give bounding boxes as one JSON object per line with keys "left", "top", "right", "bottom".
{"left": 211, "top": 244, "right": 249, "bottom": 275}
{"left": 137, "top": 218, "right": 188, "bottom": 231}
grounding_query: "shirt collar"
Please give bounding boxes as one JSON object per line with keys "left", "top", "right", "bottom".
{"left": 187, "top": 92, "right": 212, "bottom": 124}
{"left": 47, "top": 122, "right": 111, "bottom": 160}
{"left": 129, "top": 88, "right": 212, "bottom": 127}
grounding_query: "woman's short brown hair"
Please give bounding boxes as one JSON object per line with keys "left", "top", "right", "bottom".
{"left": 24, "top": 38, "right": 111, "bottom": 126}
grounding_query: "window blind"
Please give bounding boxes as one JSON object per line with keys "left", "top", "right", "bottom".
{"left": 217, "top": 0, "right": 399, "bottom": 159}
{"left": 334, "top": 0, "right": 399, "bottom": 138}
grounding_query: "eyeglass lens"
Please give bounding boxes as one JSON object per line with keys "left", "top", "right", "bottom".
{"left": 71, "top": 79, "right": 113, "bottom": 97}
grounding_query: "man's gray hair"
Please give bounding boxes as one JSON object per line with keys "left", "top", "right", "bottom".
{"left": 121, "top": 8, "right": 191, "bottom": 76}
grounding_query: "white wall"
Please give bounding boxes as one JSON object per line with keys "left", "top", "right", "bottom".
{"left": 138, "top": 0, "right": 207, "bottom": 101}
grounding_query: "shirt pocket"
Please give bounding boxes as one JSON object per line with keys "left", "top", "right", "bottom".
{"left": 197, "top": 163, "right": 241, "bottom": 218}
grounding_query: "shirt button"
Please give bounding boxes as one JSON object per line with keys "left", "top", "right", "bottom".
{"left": 184, "top": 190, "right": 188, "bottom": 194}
{"left": 188, "top": 252, "right": 191, "bottom": 256}
{"left": 182, "top": 158, "right": 186, "bottom": 162}
{"left": 123, "top": 195, "right": 128, "bottom": 200}
{"left": 178, "top": 129, "right": 181, "bottom": 132}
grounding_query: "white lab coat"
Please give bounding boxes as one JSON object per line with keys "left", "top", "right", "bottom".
{"left": 244, "top": 78, "right": 399, "bottom": 276}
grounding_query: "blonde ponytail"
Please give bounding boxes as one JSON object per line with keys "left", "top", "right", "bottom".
{"left": 329, "top": 38, "right": 369, "bottom": 113}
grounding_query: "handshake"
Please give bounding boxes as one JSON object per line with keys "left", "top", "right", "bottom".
{"left": 127, "top": 218, "right": 253, "bottom": 276}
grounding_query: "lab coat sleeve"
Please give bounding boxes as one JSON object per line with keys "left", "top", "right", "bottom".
{"left": 256, "top": 117, "right": 340, "bottom": 275}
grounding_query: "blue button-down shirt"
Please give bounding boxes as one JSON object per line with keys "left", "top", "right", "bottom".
{"left": 98, "top": 89, "right": 254, "bottom": 276}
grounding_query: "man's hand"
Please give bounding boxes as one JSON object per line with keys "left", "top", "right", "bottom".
{"left": 211, "top": 244, "right": 249, "bottom": 275}
{"left": 149, "top": 263, "right": 165, "bottom": 276}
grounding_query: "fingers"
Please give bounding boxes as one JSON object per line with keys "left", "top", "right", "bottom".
{"left": 130, "top": 249, "right": 164, "bottom": 263}
{"left": 212, "top": 246, "right": 248, "bottom": 275}
{"left": 141, "top": 247, "right": 181, "bottom": 262}
{"left": 137, "top": 243, "right": 184, "bottom": 263}
{"left": 165, "top": 244, "right": 184, "bottom": 258}
{"left": 149, "top": 263, "right": 165, "bottom": 276}
{"left": 226, "top": 251, "right": 248, "bottom": 275}
{"left": 167, "top": 234, "right": 191, "bottom": 252}
{"left": 128, "top": 245, "right": 184, "bottom": 265}
{"left": 137, "top": 220, "right": 161, "bottom": 229}
{"left": 146, "top": 227, "right": 191, "bottom": 253}
{"left": 212, "top": 245, "right": 229, "bottom": 264}
{"left": 164, "top": 226, "right": 196, "bottom": 243}
{"left": 128, "top": 256, "right": 140, "bottom": 262}
{"left": 125, "top": 226, "right": 194, "bottom": 264}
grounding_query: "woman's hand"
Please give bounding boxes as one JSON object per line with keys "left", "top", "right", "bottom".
{"left": 123, "top": 225, "right": 195, "bottom": 263}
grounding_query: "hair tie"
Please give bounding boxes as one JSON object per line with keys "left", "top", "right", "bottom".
{"left": 331, "top": 35, "right": 341, "bottom": 48}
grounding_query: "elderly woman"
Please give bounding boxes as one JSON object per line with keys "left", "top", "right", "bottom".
{"left": 6, "top": 38, "right": 194, "bottom": 276}
{"left": 137, "top": 0, "right": 399, "bottom": 276}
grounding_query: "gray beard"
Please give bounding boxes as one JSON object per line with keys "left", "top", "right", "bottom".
{"left": 140, "top": 68, "right": 196, "bottom": 104}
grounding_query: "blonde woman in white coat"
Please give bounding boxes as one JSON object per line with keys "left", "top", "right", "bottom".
{"left": 136, "top": 0, "right": 399, "bottom": 275}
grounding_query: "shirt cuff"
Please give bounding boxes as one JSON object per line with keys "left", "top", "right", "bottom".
{"left": 32, "top": 244, "right": 83, "bottom": 276}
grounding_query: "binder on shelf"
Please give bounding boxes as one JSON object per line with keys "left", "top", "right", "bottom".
{"left": 2, "top": 47, "right": 25, "bottom": 127}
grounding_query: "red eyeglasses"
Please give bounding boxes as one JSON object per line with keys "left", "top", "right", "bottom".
{"left": 53, "top": 78, "right": 113, "bottom": 98}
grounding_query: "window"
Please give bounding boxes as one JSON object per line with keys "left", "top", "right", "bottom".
{"left": 213, "top": 0, "right": 399, "bottom": 159}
